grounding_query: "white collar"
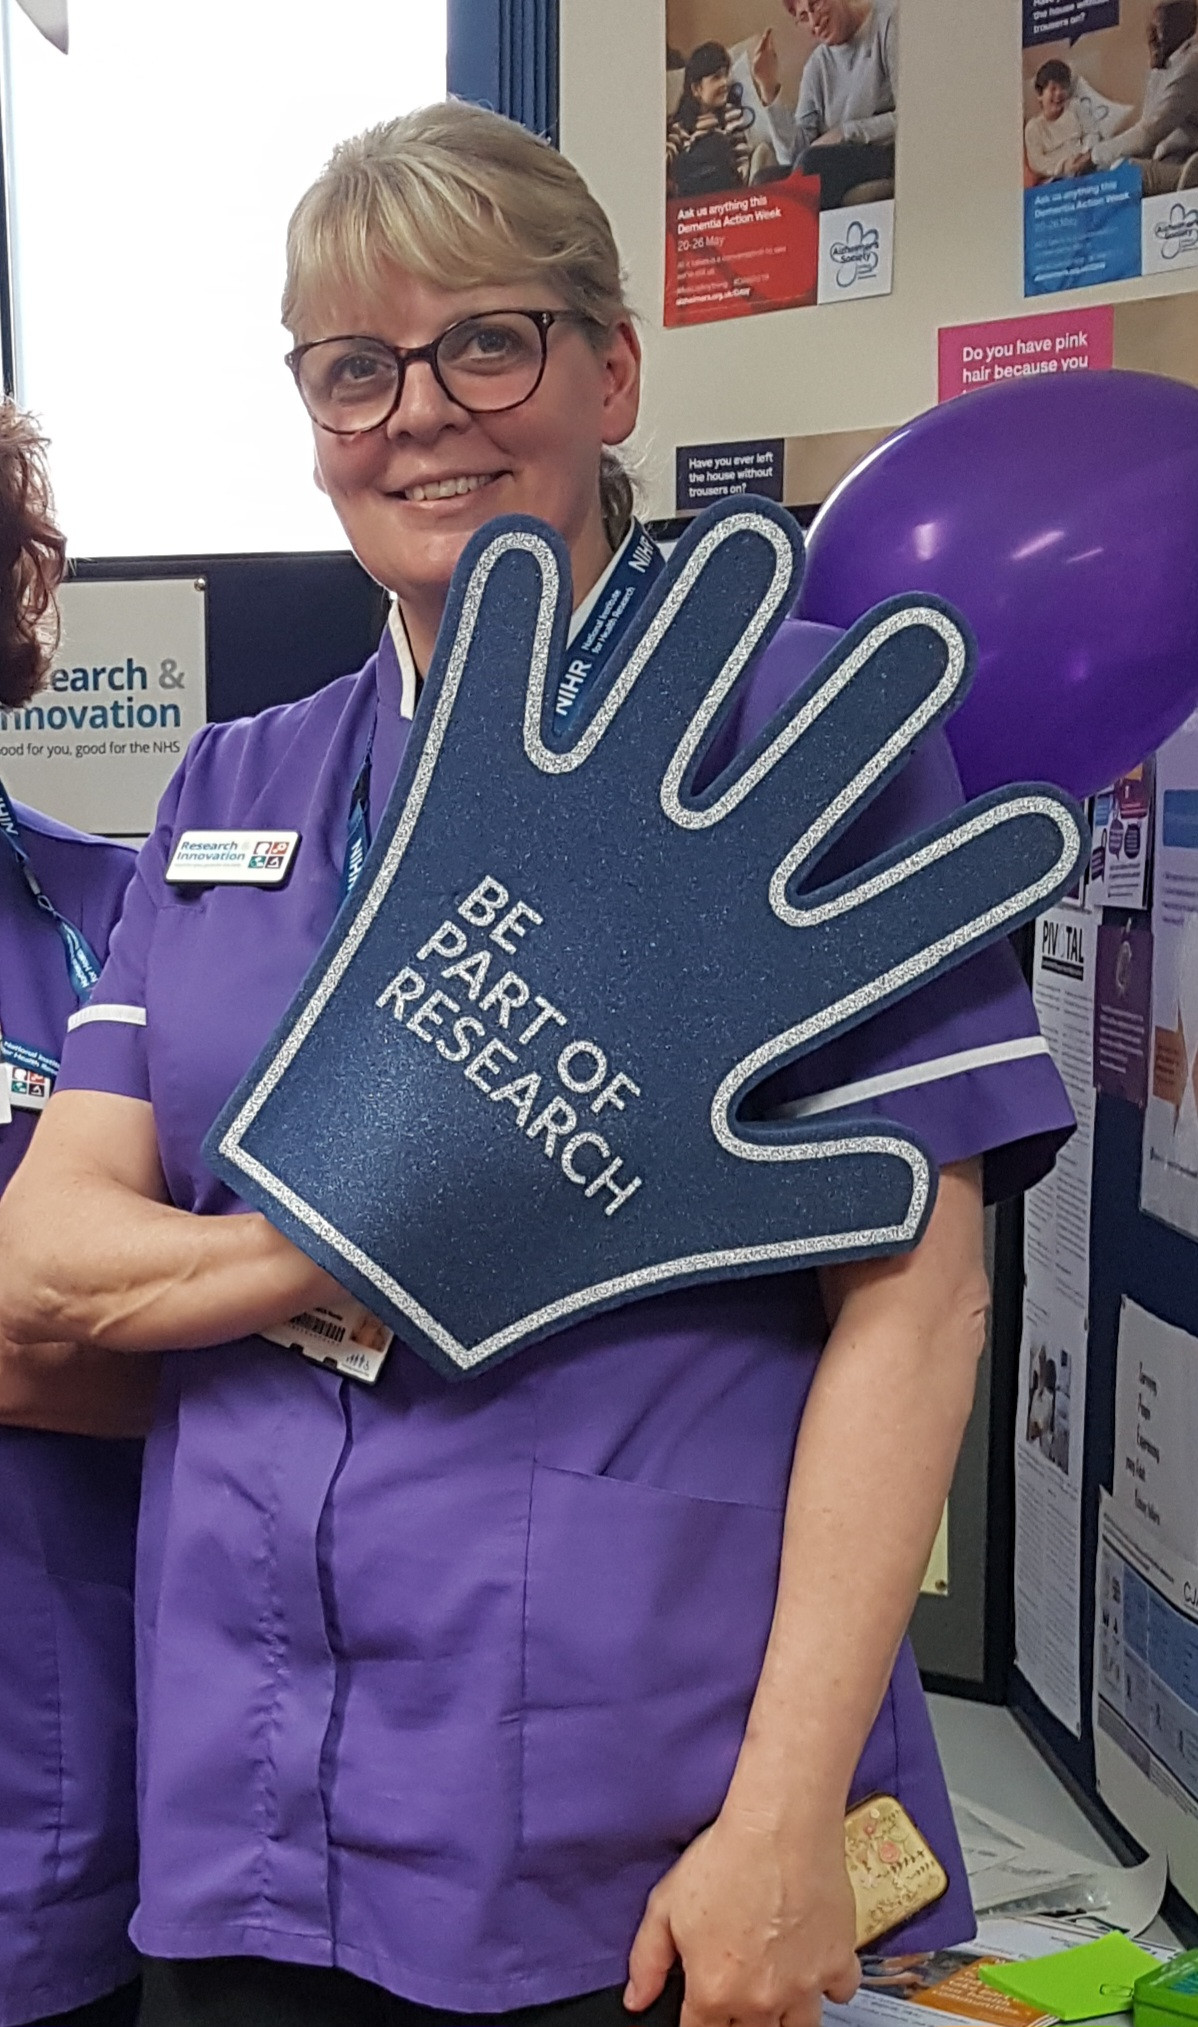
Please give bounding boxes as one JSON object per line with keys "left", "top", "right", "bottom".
{"left": 568, "top": 524, "right": 639, "bottom": 643}
{"left": 386, "top": 524, "right": 641, "bottom": 713}
{"left": 386, "top": 602, "right": 419, "bottom": 720}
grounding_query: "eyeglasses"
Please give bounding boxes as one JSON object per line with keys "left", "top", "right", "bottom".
{"left": 285, "top": 309, "right": 597, "bottom": 435}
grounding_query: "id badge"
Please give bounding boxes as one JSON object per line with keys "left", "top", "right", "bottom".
{"left": 260, "top": 1297, "right": 394, "bottom": 1384}
{"left": 165, "top": 830, "right": 300, "bottom": 886}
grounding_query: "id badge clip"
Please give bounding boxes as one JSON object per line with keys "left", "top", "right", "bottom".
{"left": 260, "top": 1297, "right": 394, "bottom": 1384}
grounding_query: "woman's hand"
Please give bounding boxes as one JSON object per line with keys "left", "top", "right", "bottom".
{"left": 625, "top": 1804, "right": 860, "bottom": 2027}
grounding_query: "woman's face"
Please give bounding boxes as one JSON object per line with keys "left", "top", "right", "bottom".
{"left": 300, "top": 270, "right": 641, "bottom": 609}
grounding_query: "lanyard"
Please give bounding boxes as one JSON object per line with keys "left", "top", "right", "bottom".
{"left": 339, "top": 522, "right": 664, "bottom": 904}
{"left": 0, "top": 778, "right": 102, "bottom": 1001}
{"left": 551, "top": 521, "right": 664, "bottom": 734}
{"left": 341, "top": 745, "right": 372, "bottom": 906}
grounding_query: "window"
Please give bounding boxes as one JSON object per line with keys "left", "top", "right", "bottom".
{"left": 1, "top": 0, "right": 447, "bottom": 555}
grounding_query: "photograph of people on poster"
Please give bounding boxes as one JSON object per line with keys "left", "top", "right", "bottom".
{"left": 664, "top": 0, "right": 897, "bottom": 325}
{"left": 1023, "top": 0, "right": 1198, "bottom": 297}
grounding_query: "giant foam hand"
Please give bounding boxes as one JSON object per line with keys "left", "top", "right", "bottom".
{"left": 206, "top": 499, "right": 1085, "bottom": 1379}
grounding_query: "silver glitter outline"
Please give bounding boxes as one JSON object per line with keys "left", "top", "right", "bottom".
{"left": 713, "top": 795, "right": 1082, "bottom": 1155}
{"left": 663, "top": 604, "right": 966, "bottom": 835}
{"left": 524, "top": 509, "right": 796, "bottom": 777}
{"left": 223, "top": 1129, "right": 928, "bottom": 1372}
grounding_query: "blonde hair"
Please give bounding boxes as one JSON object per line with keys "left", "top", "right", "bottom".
{"left": 284, "top": 100, "right": 636, "bottom": 546}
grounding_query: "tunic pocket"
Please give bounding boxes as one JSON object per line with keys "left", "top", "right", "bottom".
{"left": 519, "top": 1458, "right": 901, "bottom": 1863}
{"left": 520, "top": 1460, "right": 785, "bottom": 1859}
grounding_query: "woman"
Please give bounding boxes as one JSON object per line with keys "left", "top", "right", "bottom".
{"left": 0, "top": 104, "right": 1074, "bottom": 2027}
{"left": 666, "top": 43, "right": 753, "bottom": 198}
{"left": 0, "top": 406, "right": 153, "bottom": 2027}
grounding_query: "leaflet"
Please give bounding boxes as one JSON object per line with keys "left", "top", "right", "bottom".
{"left": 1014, "top": 905, "right": 1097, "bottom": 1736}
{"left": 1143, "top": 714, "right": 1198, "bottom": 1236}
{"left": 1026, "top": 908, "right": 1098, "bottom": 1317}
{"left": 1112, "top": 1298, "right": 1198, "bottom": 1564}
{"left": 827, "top": 1914, "right": 1170, "bottom": 2027}
{"left": 1095, "top": 1489, "right": 1198, "bottom": 1918}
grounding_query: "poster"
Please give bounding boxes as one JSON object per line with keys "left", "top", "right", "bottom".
{"left": 1025, "top": 907, "right": 1099, "bottom": 1317}
{"left": 1015, "top": 1289, "right": 1090, "bottom": 1736}
{"left": 1089, "top": 760, "right": 1155, "bottom": 913}
{"left": 0, "top": 578, "right": 207, "bottom": 839}
{"left": 938, "top": 307, "right": 1114, "bottom": 402}
{"left": 1094, "top": 923, "right": 1152, "bottom": 1107}
{"left": 1014, "top": 904, "right": 1098, "bottom": 1736}
{"left": 1112, "top": 1298, "right": 1198, "bottom": 1561}
{"left": 1095, "top": 1489, "right": 1198, "bottom": 1915}
{"left": 1143, "top": 713, "right": 1198, "bottom": 1237}
{"left": 1022, "top": 0, "right": 1198, "bottom": 299}
{"left": 664, "top": 1, "right": 897, "bottom": 325}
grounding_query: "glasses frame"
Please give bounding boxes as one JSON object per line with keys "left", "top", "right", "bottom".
{"left": 285, "top": 308, "right": 598, "bottom": 435}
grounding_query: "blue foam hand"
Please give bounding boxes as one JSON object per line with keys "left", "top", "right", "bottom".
{"left": 206, "top": 498, "right": 1086, "bottom": 1379}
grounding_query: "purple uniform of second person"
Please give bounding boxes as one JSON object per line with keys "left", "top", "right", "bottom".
{"left": 0, "top": 805, "right": 137, "bottom": 2027}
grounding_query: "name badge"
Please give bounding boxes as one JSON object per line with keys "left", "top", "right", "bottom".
{"left": 166, "top": 830, "right": 300, "bottom": 887}
{"left": 260, "top": 1297, "right": 394, "bottom": 1384}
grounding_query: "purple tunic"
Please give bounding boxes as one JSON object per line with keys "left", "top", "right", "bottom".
{"left": 0, "top": 805, "right": 137, "bottom": 2027}
{"left": 57, "top": 626, "right": 1075, "bottom": 2011}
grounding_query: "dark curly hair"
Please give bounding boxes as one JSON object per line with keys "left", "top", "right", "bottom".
{"left": 0, "top": 404, "right": 66, "bottom": 709}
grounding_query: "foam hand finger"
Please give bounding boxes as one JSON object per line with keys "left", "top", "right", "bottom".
{"left": 419, "top": 522, "right": 572, "bottom": 777}
{"left": 665, "top": 598, "right": 970, "bottom": 882}
{"left": 548, "top": 502, "right": 802, "bottom": 789}
{"left": 732, "top": 786, "right": 1084, "bottom": 1088}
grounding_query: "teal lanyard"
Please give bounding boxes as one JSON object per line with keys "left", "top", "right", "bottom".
{"left": 551, "top": 521, "right": 664, "bottom": 734}
{"left": 341, "top": 744, "right": 373, "bottom": 905}
{"left": 0, "top": 777, "right": 102, "bottom": 1002}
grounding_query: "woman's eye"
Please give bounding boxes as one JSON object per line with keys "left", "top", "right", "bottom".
{"left": 333, "top": 352, "right": 389, "bottom": 388}
{"left": 443, "top": 321, "right": 530, "bottom": 371}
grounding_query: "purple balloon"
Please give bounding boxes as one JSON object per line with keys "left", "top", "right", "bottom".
{"left": 796, "top": 371, "right": 1198, "bottom": 799}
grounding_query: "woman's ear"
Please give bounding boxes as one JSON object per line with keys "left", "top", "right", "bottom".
{"left": 601, "top": 318, "right": 642, "bottom": 450}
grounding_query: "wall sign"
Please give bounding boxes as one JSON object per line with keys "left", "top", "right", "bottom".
{"left": 0, "top": 577, "right": 207, "bottom": 838}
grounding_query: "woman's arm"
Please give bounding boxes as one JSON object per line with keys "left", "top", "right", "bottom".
{"left": 0, "top": 1090, "right": 341, "bottom": 1353}
{"left": 626, "top": 1159, "right": 989, "bottom": 2027}
{"left": 0, "top": 1334, "right": 160, "bottom": 1438}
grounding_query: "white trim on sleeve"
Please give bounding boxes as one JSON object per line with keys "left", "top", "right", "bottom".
{"left": 66, "top": 1003, "right": 148, "bottom": 1033}
{"left": 770, "top": 1034, "right": 1052, "bottom": 1121}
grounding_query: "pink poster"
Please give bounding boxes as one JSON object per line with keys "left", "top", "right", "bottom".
{"left": 938, "top": 306, "right": 1114, "bottom": 402}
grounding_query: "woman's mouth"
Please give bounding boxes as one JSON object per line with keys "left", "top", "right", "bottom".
{"left": 398, "top": 473, "right": 503, "bottom": 503}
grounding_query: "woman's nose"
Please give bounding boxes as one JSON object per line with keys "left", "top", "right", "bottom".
{"left": 385, "top": 357, "right": 467, "bottom": 440}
